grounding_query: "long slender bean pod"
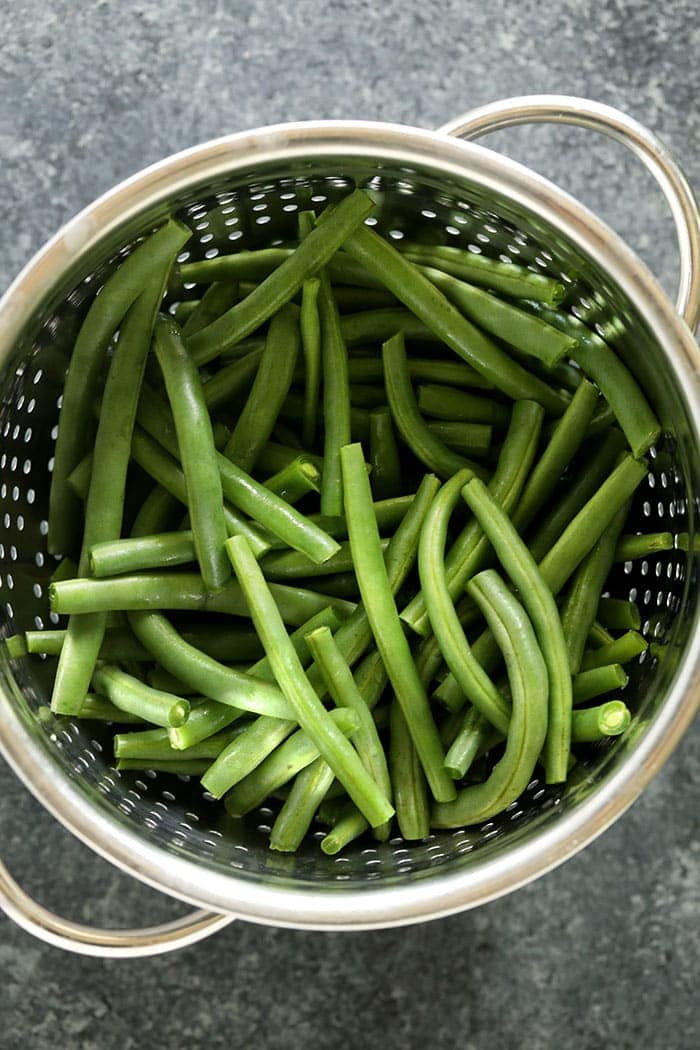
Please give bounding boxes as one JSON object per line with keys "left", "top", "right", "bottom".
{"left": 432, "top": 569, "right": 549, "bottom": 826}
{"left": 186, "top": 190, "right": 373, "bottom": 365}
{"left": 571, "top": 701, "right": 631, "bottom": 742}
{"left": 416, "top": 384, "right": 510, "bottom": 427}
{"left": 580, "top": 632, "right": 648, "bottom": 671}
{"left": 572, "top": 664, "right": 629, "bottom": 704}
{"left": 154, "top": 315, "right": 230, "bottom": 589}
{"left": 340, "top": 442, "right": 454, "bottom": 802}
{"left": 223, "top": 303, "right": 301, "bottom": 472}
{"left": 383, "top": 332, "right": 489, "bottom": 480}
{"left": 226, "top": 535, "right": 394, "bottom": 827}
{"left": 597, "top": 598, "right": 641, "bottom": 632}
{"left": 92, "top": 665, "right": 190, "bottom": 728}
{"left": 340, "top": 224, "right": 566, "bottom": 411}
{"left": 48, "top": 219, "right": 190, "bottom": 554}
{"left": 462, "top": 478, "right": 571, "bottom": 783}
{"left": 300, "top": 277, "right": 322, "bottom": 447}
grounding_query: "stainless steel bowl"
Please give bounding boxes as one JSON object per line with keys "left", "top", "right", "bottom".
{"left": 1, "top": 96, "right": 699, "bottom": 956}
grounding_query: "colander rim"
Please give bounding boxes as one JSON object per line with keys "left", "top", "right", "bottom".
{"left": 1, "top": 118, "right": 699, "bottom": 929}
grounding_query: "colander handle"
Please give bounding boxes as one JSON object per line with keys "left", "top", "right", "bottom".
{"left": 437, "top": 95, "right": 700, "bottom": 333}
{"left": 0, "top": 857, "right": 234, "bottom": 957}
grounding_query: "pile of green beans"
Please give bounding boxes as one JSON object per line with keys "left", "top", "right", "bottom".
{"left": 10, "top": 186, "right": 662, "bottom": 855}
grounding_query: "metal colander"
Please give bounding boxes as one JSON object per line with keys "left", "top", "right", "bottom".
{"left": 1, "top": 97, "right": 699, "bottom": 957}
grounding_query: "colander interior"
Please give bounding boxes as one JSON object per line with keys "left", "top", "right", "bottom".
{"left": 0, "top": 146, "right": 697, "bottom": 904}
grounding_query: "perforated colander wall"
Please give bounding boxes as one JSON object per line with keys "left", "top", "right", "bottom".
{"left": 0, "top": 159, "right": 695, "bottom": 894}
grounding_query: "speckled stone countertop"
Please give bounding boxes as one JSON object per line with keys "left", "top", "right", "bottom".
{"left": 1, "top": 2, "right": 698, "bottom": 1047}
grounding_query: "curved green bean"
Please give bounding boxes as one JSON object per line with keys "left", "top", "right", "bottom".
{"left": 432, "top": 569, "right": 549, "bottom": 827}
{"left": 462, "top": 478, "right": 571, "bottom": 783}
{"left": 419, "top": 468, "right": 510, "bottom": 734}
{"left": 202, "top": 347, "right": 264, "bottom": 411}
{"left": 181, "top": 280, "right": 240, "bottom": 338}
{"left": 383, "top": 332, "right": 489, "bottom": 480}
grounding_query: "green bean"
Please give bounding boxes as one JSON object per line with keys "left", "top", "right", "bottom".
{"left": 320, "top": 804, "right": 370, "bottom": 855}
{"left": 588, "top": 621, "right": 617, "bottom": 648}
{"left": 220, "top": 711, "right": 363, "bottom": 819}
{"left": 675, "top": 532, "right": 700, "bottom": 553}
{"left": 48, "top": 218, "right": 190, "bottom": 554}
{"left": 114, "top": 725, "right": 241, "bottom": 761}
{"left": 597, "top": 598, "right": 641, "bottom": 632}
{"left": 170, "top": 606, "right": 340, "bottom": 752}
{"left": 580, "top": 632, "right": 648, "bottom": 671}
{"left": 443, "top": 706, "right": 492, "bottom": 781}
{"left": 49, "top": 556, "right": 78, "bottom": 584}
{"left": 52, "top": 572, "right": 355, "bottom": 623}
{"left": 92, "top": 664, "right": 190, "bottom": 728}
{"left": 25, "top": 626, "right": 149, "bottom": 662}
{"left": 146, "top": 668, "right": 200, "bottom": 695}
{"left": 417, "top": 265, "right": 576, "bottom": 367}
{"left": 181, "top": 281, "right": 240, "bottom": 338}
{"left": 537, "top": 456, "right": 648, "bottom": 597}
{"left": 340, "top": 442, "right": 454, "bottom": 802}
{"left": 614, "top": 532, "right": 674, "bottom": 561}
{"left": 201, "top": 347, "right": 264, "bottom": 411}
{"left": 153, "top": 316, "right": 230, "bottom": 588}
{"left": 225, "top": 535, "right": 394, "bottom": 826}
{"left": 426, "top": 421, "right": 492, "bottom": 456}
{"left": 340, "top": 308, "right": 437, "bottom": 346}
{"left": 347, "top": 355, "right": 495, "bottom": 390}
{"left": 135, "top": 408, "right": 341, "bottom": 564}
{"left": 432, "top": 569, "right": 549, "bottom": 827}
{"left": 571, "top": 700, "right": 631, "bottom": 742}
{"left": 262, "top": 456, "right": 321, "bottom": 504}
{"left": 127, "top": 609, "right": 294, "bottom": 718}
{"left": 572, "top": 664, "right": 629, "bottom": 704}
{"left": 255, "top": 441, "right": 323, "bottom": 476}
{"left": 173, "top": 299, "right": 199, "bottom": 323}
{"left": 186, "top": 190, "right": 374, "bottom": 365}
{"left": 305, "top": 494, "right": 413, "bottom": 541}
{"left": 66, "top": 453, "right": 93, "bottom": 500}
{"left": 259, "top": 539, "right": 388, "bottom": 581}
{"left": 51, "top": 254, "right": 184, "bottom": 716}
{"left": 179, "top": 247, "right": 381, "bottom": 290}
{"left": 401, "top": 399, "right": 543, "bottom": 636}
{"left": 416, "top": 384, "right": 511, "bottom": 427}
{"left": 306, "top": 626, "right": 392, "bottom": 837}
{"left": 399, "top": 242, "right": 566, "bottom": 305}
{"left": 90, "top": 531, "right": 195, "bottom": 576}
{"left": 462, "top": 478, "right": 571, "bottom": 783}
{"left": 315, "top": 265, "right": 352, "bottom": 517}
{"left": 388, "top": 697, "right": 430, "bottom": 840}
{"left": 559, "top": 504, "right": 630, "bottom": 674}
{"left": 520, "top": 301, "right": 661, "bottom": 456}
{"left": 269, "top": 756, "right": 336, "bottom": 852}
{"left": 300, "top": 277, "right": 321, "bottom": 447}
{"left": 223, "top": 303, "right": 301, "bottom": 472}
{"left": 419, "top": 468, "right": 510, "bottom": 734}
{"left": 340, "top": 224, "right": 567, "bottom": 412}
{"left": 369, "top": 408, "right": 402, "bottom": 499}
{"left": 130, "top": 427, "right": 271, "bottom": 558}
{"left": 383, "top": 332, "right": 489, "bottom": 480}
{"left": 527, "top": 429, "right": 628, "bottom": 564}
{"left": 4, "top": 635, "right": 27, "bottom": 659}
{"left": 510, "top": 379, "right": 600, "bottom": 534}
{"left": 75, "top": 694, "right": 146, "bottom": 723}
{"left": 131, "top": 485, "right": 181, "bottom": 538}
{"left": 117, "top": 758, "right": 212, "bottom": 775}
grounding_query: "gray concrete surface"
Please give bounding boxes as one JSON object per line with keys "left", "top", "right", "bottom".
{"left": 0, "top": 1, "right": 698, "bottom": 1047}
